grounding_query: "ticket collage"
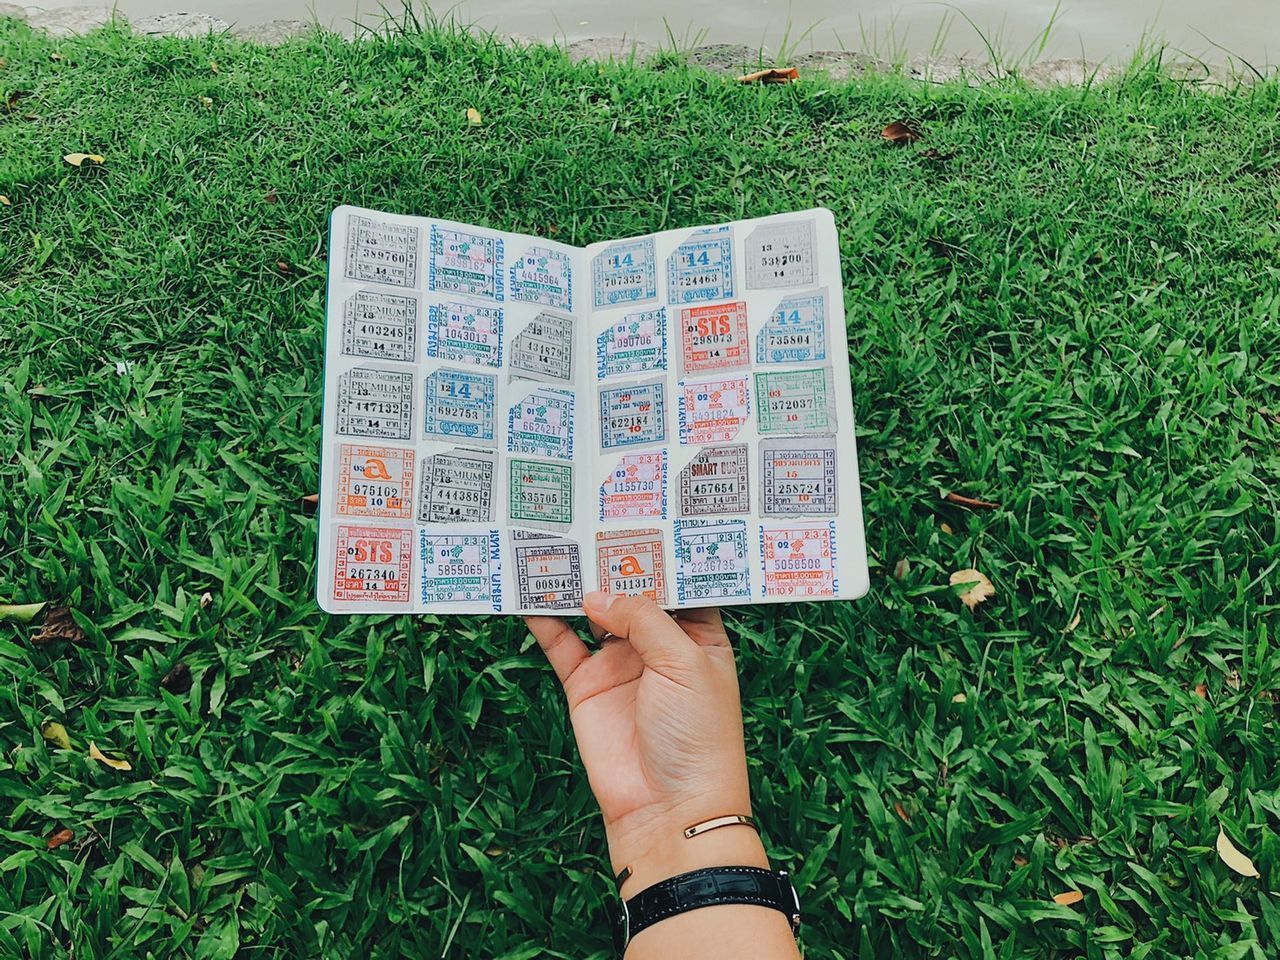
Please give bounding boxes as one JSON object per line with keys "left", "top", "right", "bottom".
{"left": 318, "top": 206, "right": 868, "bottom": 614}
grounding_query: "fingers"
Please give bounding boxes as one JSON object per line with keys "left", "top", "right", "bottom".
{"left": 523, "top": 615, "right": 590, "bottom": 687}
{"left": 583, "top": 591, "right": 696, "bottom": 670}
{"left": 672, "top": 606, "right": 732, "bottom": 648}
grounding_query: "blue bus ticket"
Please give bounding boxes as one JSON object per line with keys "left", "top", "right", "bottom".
{"left": 599, "top": 378, "right": 666, "bottom": 450}
{"left": 510, "top": 245, "right": 572, "bottom": 310}
{"left": 755, "top": 288, "right": 829, "bottom": 363}
{"left": 592, "top": 237, "right": 657, "bottom": 308}
{"left": 423, "top": 368, "right": 496, "bottom": 443}
{"left": 666, "top": 226, "right": 734, "bottom": 304}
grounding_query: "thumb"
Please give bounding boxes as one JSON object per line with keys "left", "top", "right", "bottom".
{"left": 583, "top": 591, "right": 695, "bottom": 671}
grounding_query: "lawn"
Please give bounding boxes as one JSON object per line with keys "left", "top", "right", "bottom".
{"left": 1, "top": 15, "right": 1279, "bottom": 960}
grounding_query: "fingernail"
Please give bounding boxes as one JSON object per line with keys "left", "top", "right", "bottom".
{"left": 584, "top": 591, "right": 615, "bottom": 615}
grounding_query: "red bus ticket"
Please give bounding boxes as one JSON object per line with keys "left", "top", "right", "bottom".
{"left": 678, "top": 376, "right": 750, "bottom": 445}
{"left": 332, "top": 524, "right": 413, "bottom": 603}
{"left": 336, "top": 444, "right": 414, "bottom": 519}
{"left": 596, "top": 528, "right": 666, "bottom": 603}
{"left": 759, "top": 523, "right": 837, "bottom": 598}
{"left": 678, "top": 301, "right": 749, "bottom": 375}
{"left": 599, "top": 450, "right": 666, "bottom": 520}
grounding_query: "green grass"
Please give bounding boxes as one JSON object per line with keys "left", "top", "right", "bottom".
{"left": 2, "top": 16, "right": 1279, "bottom": 960}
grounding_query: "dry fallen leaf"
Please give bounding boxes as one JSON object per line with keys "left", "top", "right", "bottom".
{"left": 276, "top": 259, "right": 292, "bottom": 274}
{"left": 200, "top": 591, "right": 214, "bottom": 609}
{"left": 159, "top": 662, "right": 193, "bottom": 694}
{"left": 32, "top": 606, "right": 85, "bottom": 645}
{"left": 881, "top": 121, "right": 922, "bottom": 144}
{"left": 952, "top": 692, "right": 968, "bottom": 703}
{"left": 265, "top": 189, "right": 278, "bottom": 205}
{"left": 41, "top": 720, "right": 71, "bottom": 750}
{"left": 1194, "top": 682, "right": 1208, "bottom": 699}
{"left": 63, "top": 153, "right": 104, "bottom": 167}
{"left": 466, "top": 107, "right": 483, "bottom": 125}
{"left": 941, "top": 490, "right": 1001, "bottom": 510}
{"left": 1013, "top": 854, "right": 1030, "bottom": 867}
{"left": 46, "top": 827, "right": 75, "bottom": 850}
{"left": 1216, "top": 826, "right": 1260, "bottom": 878}
{"left": 1053, "top": 890, "right": 1085, "bottom": 906}
{"left": 950, "top": 569, "right": 995, "bottom": 610}
{"left": 0, "top": 195, "right": 10, "bottom": 206}
{"left": 0, "top": 601, "right": 47, "bottom": 623}
{"left": 738, "top": 66, "right": 799, "bottom": 84}
{"left": 1225, "top": 669, "right": 1242, "bottom": 691}
{"left": 1065, "top": 610, "right": 1082, "bottom": 633}
{"left": 210, "top": 60, "right": 220, "bottom": 74}
{"left": 893, "top": 558, "right": 910, "bottom": 580}
{"left": 893, "top": 801, "right": 910, "bottom": 823}
{"left": 88, "top": 742, "right": 132, "bottom": 772}
{"left": 940, "top": 522, "right": 954, "bottom": 535}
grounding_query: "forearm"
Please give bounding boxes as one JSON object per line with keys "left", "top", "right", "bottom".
{"left": 610, "top": 818, "right": 801, "bottom": 959}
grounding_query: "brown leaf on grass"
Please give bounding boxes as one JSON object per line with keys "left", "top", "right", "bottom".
{"left": 88, "top": 742, "right": 131, "bottom": 772}
{"left": 1064, "top": 610, "right": 1082, "bottom": 633}
{"left": 939, "top": 522, "right": 954, "bottom": 535}
{"left": 199, "top": 591, "right": 214, "bottom": 609}
{"left": 1053, "top": 890, "right": 1084, "bottom": 906}
{"left": 4, "top": 90, "right": 26, "bottom": 112}
{"left": 210, "top": 60, "right": 220, "bottom": 74}
{"left": 63, "top": 153, "right": 104, "bottom": 167}
{"left": 893, "top": 801, "right": 910, "bottom": 824}
{"left": 950, "top": 569, "right": 995, "bottom": 610}
{"left": 952, "top": 692, "right": 968, "bottom": 703}
{"left": 41, "top": 720, "right": 72, "bottom": 750}
{"left": 738, "top": 66, "right": 799, "bottom": 84}
{"left": 466, "top": 107, "right": 483, "bottom": 125}
{"left": 46, "top": 827, "right": 75, "bottom": 850}
{"left": 276, "top": 259, "right": 291, "bottom": 274}
{"left": 300, "top": 493, "right": 319, "bottom": 514}
{"left": 893, "top": 558, "right": 910, "bottom": 580}
{"left": 1225, "top": 669, "right": 1242, "bottom": 691}
{"left": 160, "top": 662, "right": 192, "bottom": 694}
{"left": 1193, "top": 682, "right": 1208, "bottom": 699}
{"left": 0, "top": 196, "right": 10, "bottom": 206}
{"left": 1013, "top": 854, "right": 1030, "bottom": 867}
{"left": 32, "top": 606, "right": 85, "bottom": 645}
{"left": 265, "top": 189, "right": 278, "bottom": 205}
{"left": 1216, "top": 827, "right": 1261, "bottom": 878}
{"left": 942, "top": 490, "right": 1001, "bottom": 510}
{"left": 881, "top": 121, "right": 922, "bottom": 144}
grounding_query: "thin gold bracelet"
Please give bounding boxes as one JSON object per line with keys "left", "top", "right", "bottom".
{"left": 614, "top": 814, "right": 760, "bottom": 889}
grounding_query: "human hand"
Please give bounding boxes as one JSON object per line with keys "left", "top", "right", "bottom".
{"left": 525, "top": 591, "right": 765, "bottom": 893}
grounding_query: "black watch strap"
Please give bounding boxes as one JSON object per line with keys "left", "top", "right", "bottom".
{"left": 612, "top": 866, "right": 800, "bottom": 954}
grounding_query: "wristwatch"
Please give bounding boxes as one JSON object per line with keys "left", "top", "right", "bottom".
{"left": 612, "top": 866, "right": 801, "bottom": 954}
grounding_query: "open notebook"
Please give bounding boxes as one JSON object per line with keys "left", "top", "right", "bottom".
{"left": 316, "top": 205, "right": 869, "bottom": 614}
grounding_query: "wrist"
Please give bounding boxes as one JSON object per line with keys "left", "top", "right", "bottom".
{"left": 607, "top": 799, "right": 767, "bottom": 895}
